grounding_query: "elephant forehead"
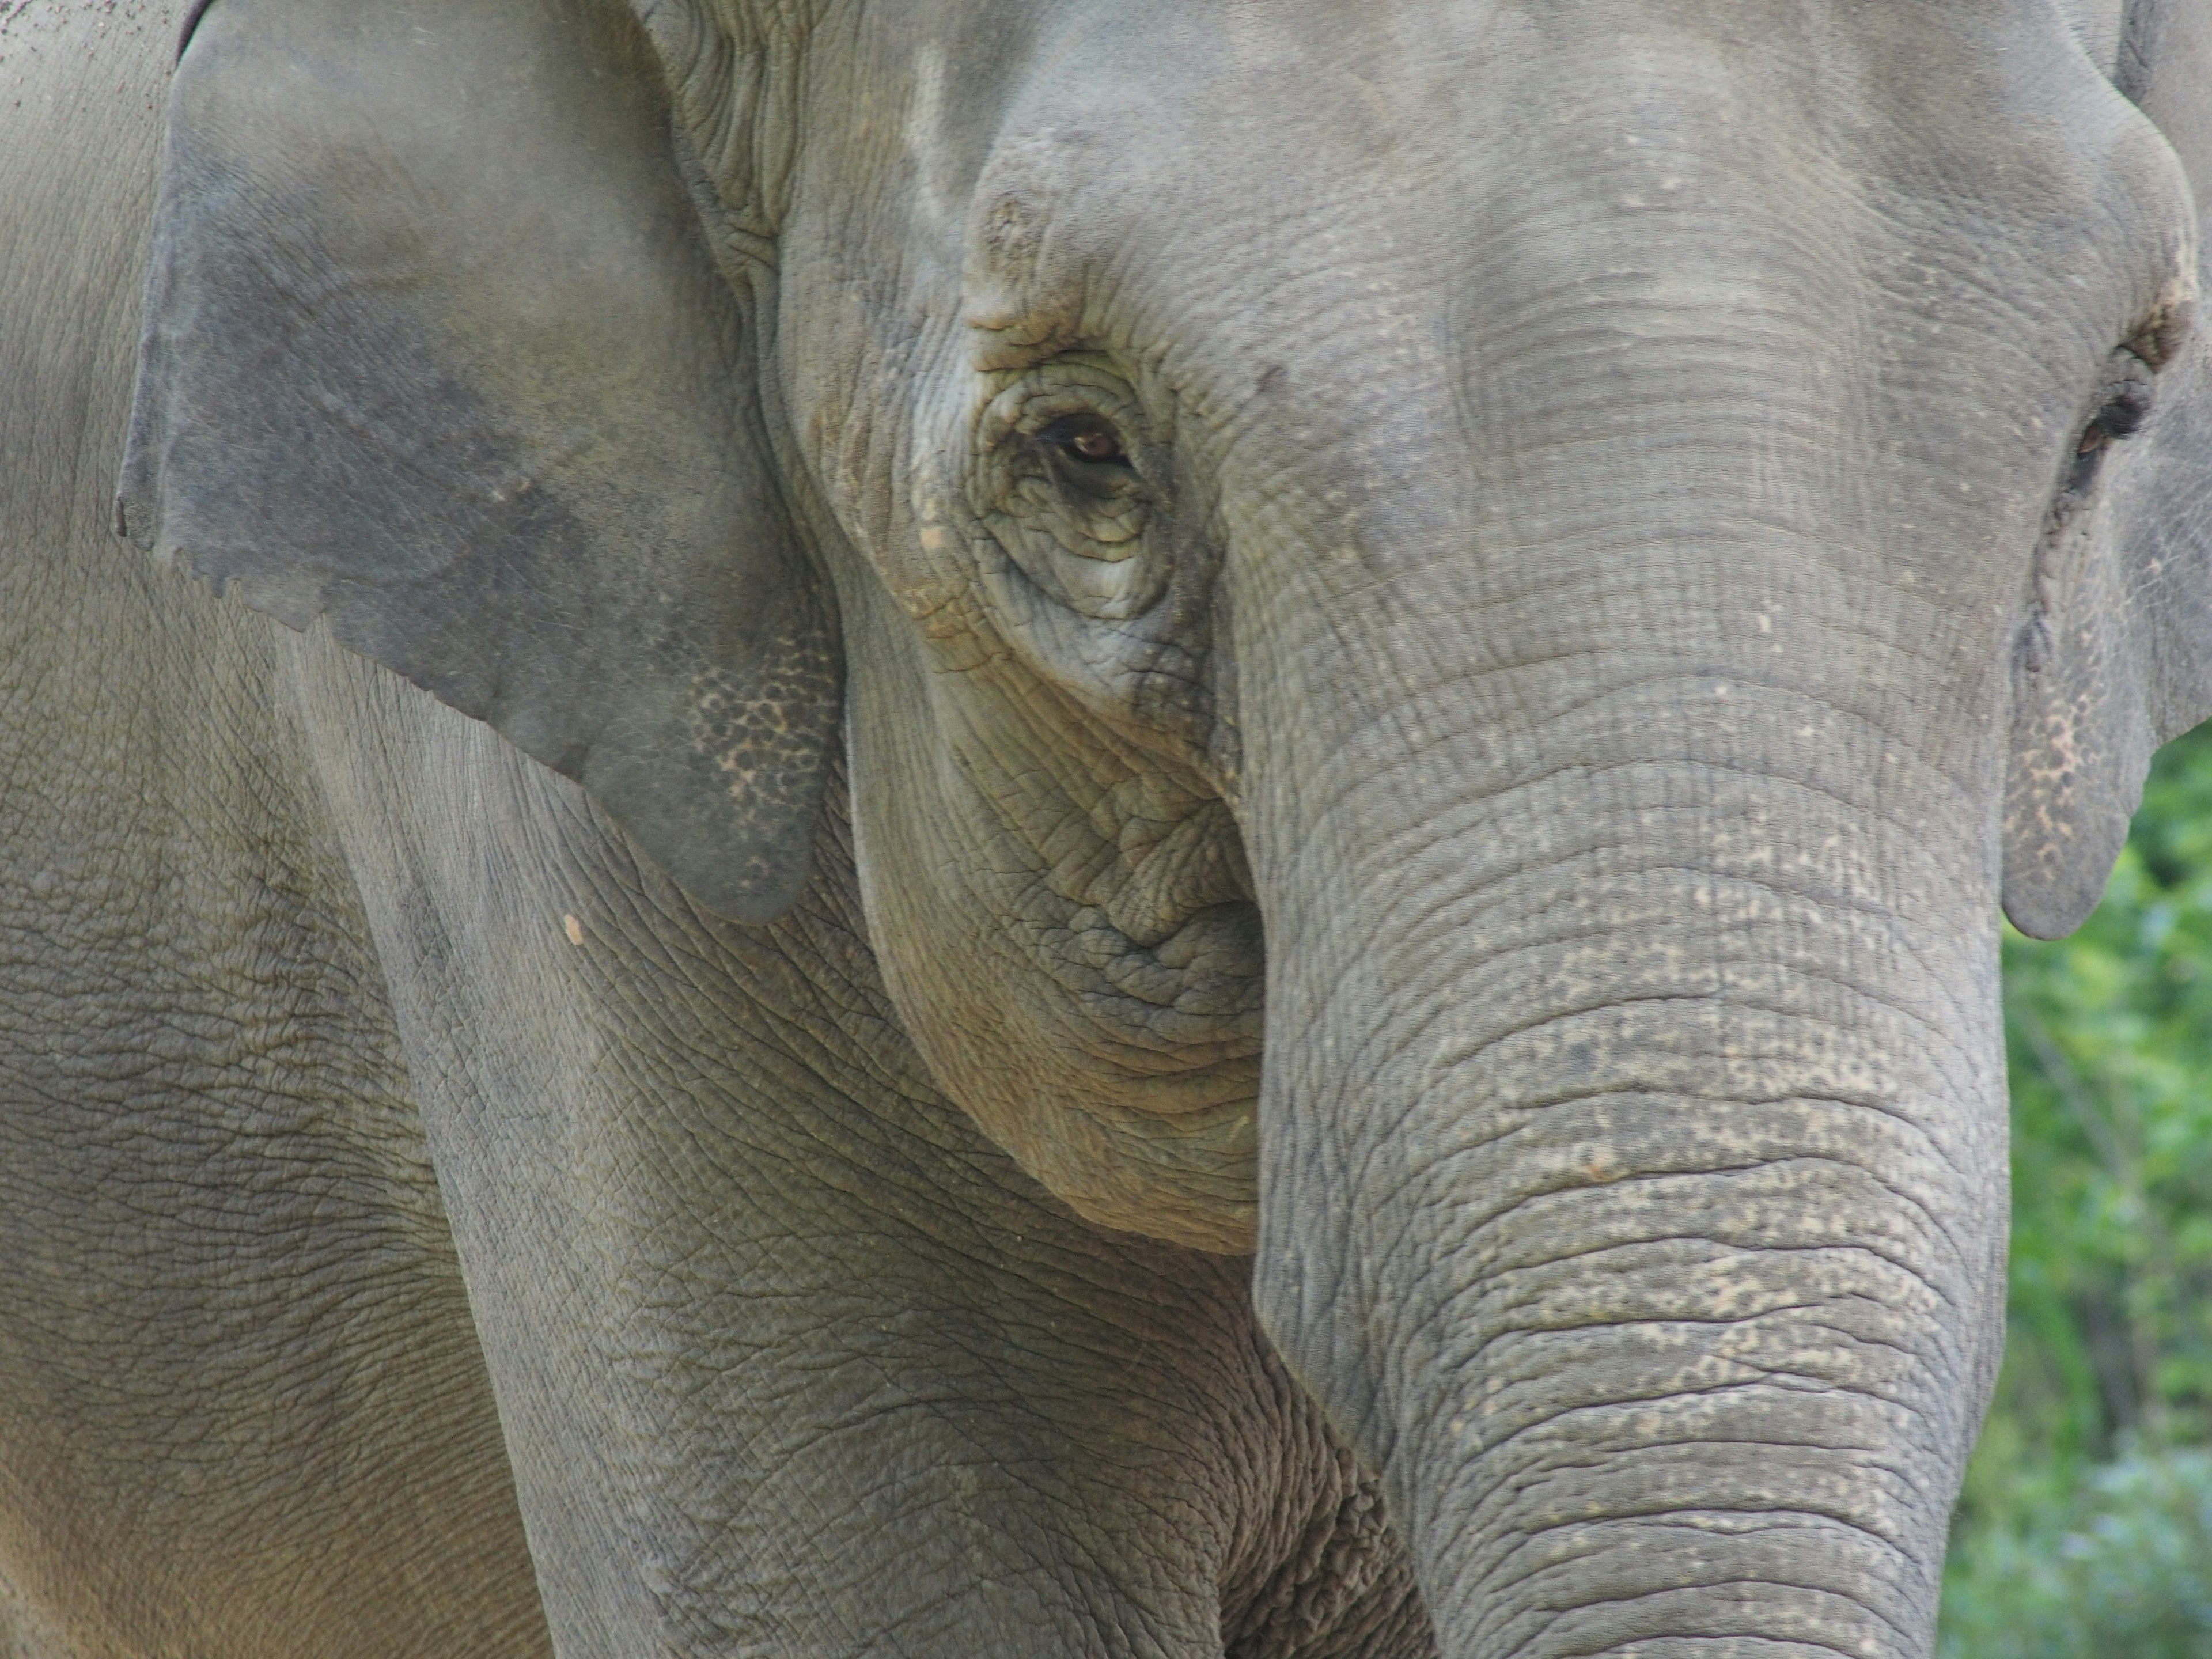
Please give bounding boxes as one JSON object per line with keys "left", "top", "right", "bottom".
{"left": 935, "top": 0, "right": 2168, "bottom": 334}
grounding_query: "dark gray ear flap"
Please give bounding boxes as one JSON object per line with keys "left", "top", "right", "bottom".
{"left": 119, "top": 0, "right": 838, "bottom": 923}
{"left": 2002, "top": 3, "right": 2212, "bottom": 939}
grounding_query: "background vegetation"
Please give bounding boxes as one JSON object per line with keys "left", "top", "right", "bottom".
{"left": 1941, "top": 725, "right": 2212, "bottom": 1656}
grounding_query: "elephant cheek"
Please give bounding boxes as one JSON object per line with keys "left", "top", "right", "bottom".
{"left": 839, "top": 617, "right": 1265, "bottom": 1254}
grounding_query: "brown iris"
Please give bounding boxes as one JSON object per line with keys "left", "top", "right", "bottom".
{"left": 1040, "top": 415, "right": 1129, "bottom": 467}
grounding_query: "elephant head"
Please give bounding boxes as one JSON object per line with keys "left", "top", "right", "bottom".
{"left": 119, "top": 0, "right": 2212, "bottom": 1653}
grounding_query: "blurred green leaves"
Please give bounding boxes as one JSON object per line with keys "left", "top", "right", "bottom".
{"left": 1942, "top": 1447, "right": 2212, "bottom": 1658}
{"left": 1942, "top": 724, "right": 2212, "bottom": 1656}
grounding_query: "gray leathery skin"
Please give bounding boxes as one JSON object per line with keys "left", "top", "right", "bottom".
{"left": 0, "top": 3, "right": 547, "bottom": 1653}
{"left": 6, "top": 10, "right": 1428, "bottom": 1653}
{"left": 282, "top": 630, "right": 1427, "bottom": 1657}
{"left": 10, "top": 0, "right": 2212, "bottom": 1656}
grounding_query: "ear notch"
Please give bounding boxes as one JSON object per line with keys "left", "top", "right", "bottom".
{"left": 2003, "top": 5, "right": 2212, "bottom": 938}
{"left": 119, "top": 0, "right": 839, "bottom": 922}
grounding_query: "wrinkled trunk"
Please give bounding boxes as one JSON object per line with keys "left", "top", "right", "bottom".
{"left": 1238, "top": 580, "right": 2012, "bottom": 1655}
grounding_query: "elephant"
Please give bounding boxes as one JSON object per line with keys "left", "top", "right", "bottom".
{"left": 2, "top": 0, "right": 2210, "bottom": 1653}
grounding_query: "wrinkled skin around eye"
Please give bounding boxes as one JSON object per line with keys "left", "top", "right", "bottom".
{"left": 972, "top": 358, "right": 1168, "bottom": 620}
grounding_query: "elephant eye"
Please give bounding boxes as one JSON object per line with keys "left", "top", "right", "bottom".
{"left": 2077, "top": 376, "right": 2153, "bottom": 455}
{"left": 2064, "top": 350, "right": 2156, "bottom": 493}
{"left": 1039, "top": 415, "right": 1131, "bottom": 468}
{"left": 972, "top": 360, "right": 1166, "bottom": 621}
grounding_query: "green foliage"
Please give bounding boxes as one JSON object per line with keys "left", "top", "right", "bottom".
{"left": 1940, "top": 1447, "right": 2212, "bottom": 1659}
{"left": 1941, "top": 724, "right": 2212, "bottom": 1656}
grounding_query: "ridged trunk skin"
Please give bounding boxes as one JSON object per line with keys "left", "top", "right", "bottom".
{"left": 1182, "top": 32, "right": 2077, "bottom": 1640}
{"left": 1239, "top": 633, "right": 2012, "bottom": 1653}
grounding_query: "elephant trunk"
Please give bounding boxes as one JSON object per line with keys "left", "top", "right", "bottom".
{"left": 1238, "top": 633, "right": 2012, "bottom": 1654}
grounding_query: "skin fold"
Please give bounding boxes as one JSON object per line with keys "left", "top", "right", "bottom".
{"left": 4, "top": 1, "right": 2211, "bottom": 1657}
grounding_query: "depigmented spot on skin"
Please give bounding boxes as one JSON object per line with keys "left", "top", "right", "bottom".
{"left": 960, "top": 134, "right": 1090, "bottom": 352}
{"left": 563, "top": 914, "right": 584, "bottom": 947}
{"left": 982, "top": 188, "right": 1048, "bottom": 277}
{"left": 900, "top": 40, "right": 955, "bottom": 238}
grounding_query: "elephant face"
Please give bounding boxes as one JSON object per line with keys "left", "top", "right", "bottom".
{"left": 757, "top": 0, "right": 2205, "bottom": 1251}
{"left": 120, "top": 0, "right": 2212, "bottom": 1653}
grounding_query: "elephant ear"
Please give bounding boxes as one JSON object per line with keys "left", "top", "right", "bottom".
{"left": 2002, "top": 0, "right": 2212, "bottom": 938}
{"left": 118, "top": 0, "right": 838, "bottom": 923}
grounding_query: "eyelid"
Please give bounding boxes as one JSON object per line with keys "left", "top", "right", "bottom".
{"left": 2056, "top": 350, "right": 2157, "bottom": 501}
{"left": 978, "top": 359, "right": 1153, "bottom": 468}
{"left": 1037, "top": 415, "right": 1131, "bottom": 463}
